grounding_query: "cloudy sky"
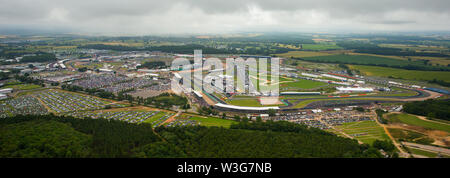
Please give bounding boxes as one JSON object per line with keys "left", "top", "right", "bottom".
{"left": 0, "top": 0, "right": 449, "bottom": 35}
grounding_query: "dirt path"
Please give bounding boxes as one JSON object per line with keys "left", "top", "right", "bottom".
{"left": 373, "top": 111, "right": 409, "bottom": 156}
{"left": 161, "top": 111, "right": 182, "bottom": 125}
{"left": 31, "top": 95, "right": 55, "bottom": 114}
{"left": 414, "top": 114, "right": 450, "bottom": 126}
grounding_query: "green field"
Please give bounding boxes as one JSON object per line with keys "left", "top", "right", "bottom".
{"left": 302, "top": 54, "right": 446, "bottom": 71}
{"left": 408, "top": 147, "right": 439, "bottom": 157}
{"left": 281, "top": 79, "right": 327, "bottom": 90}
{"left": 227, "top": 99, "right": 262, "bottom": 107}
{"left": 386, "top": 113, "right": 450, "bottom": 132}
{"left": 279, "top": 77, "right": 295, "bottom": 82}
{"left": 292, "top": 98, "right": 394, "bottom": 109}
{"left": 142, "top": 112, "right": 168, "bottom": 124}
{"left": 406, "top": 147, "right": 450, "bottom": 158}
{"left": 301, "top": 44, "right": 343, "bottom": 50}
{"left": 334, "top": 120, "right": 390, "bottom": 145}
{"left": 227, "top": 98, "right": 282, "bottom": 107}
{"left": 1, "top": 84, "right": 42, "bottom": 90}
{"left": 387, "top": 128, "right": 434, "bottom": 145}
{"left": 350, "top": 65, "right": 450, "bottom": 83}
{"left": 188, "top": 116, "right": 237, "bottom": 128}
{"left": 275, "top": 51, "right": 332, "bottom": 58}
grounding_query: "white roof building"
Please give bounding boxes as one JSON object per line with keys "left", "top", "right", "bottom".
{"left": 336, "top": 87, "right": 374, "bottom": 93}
{"left": 0, "top": 93, "right": 7, "bottom": 100}
{"left": 0, "top": 88, "right": 13, "bottom": 94}
{"left": 215, "top": 103, "right": 279, "bottom": 111}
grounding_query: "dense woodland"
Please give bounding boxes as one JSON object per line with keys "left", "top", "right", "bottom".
{"left": 144, "top": 93, "right": 188, "bottom": 109}
{"left": 403, "top": 99, "right": 450, "bottom": 121}
{"left": 0, "top": 115, "right": 389, "bottom": 158}
{"left": 138, "top": 61, "right": 167, "bottom": 69}
{"left": 77, "top": 43, "right": 296, "bottom": 55}
{"left": 78, "top": 44, "right": 234, "bottom": 54}
{"left": 20, "top": 53, "right": 57, "bottom": 63}
{"left": 337, "top": 41, "right": 449, "bottom": 57}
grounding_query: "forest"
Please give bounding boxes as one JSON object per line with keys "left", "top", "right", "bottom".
{"left": 20, "top": 53, "right": 57, "bottom": 63}
{"left": 0, "top": 115, "right": 389, "bottom": 158}
{"left": 403, "top": 99, "right": 450, "bottom": 121}
{"left": 337, "top": 41, "right": 449, "bottom": 57}
{"left": 138, "top": 61, "right": 167, "bottom": 69}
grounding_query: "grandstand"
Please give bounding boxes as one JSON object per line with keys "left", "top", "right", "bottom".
{"left": 281, "top": 92, "right": 321, "bottom": 95}
{"left": 214, "top": 103, "right": 279, "bottom": 112}
{"left": 424, "top": 87, "right": 450, "bottom": 95}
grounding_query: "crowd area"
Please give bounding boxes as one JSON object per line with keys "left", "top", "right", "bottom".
{"left": 167, "top": 119, "right": 200, "bottom": 127}
{"left": 67, "top": 110, "right": 163, "bottom": 124}
{"left": 72, "top": 74, "right": 170, "bottom": 95}
{"left": 320, "top": 115, "right": 372, "bottom": 126}
{"left": 73, "top": 74, "right": 129, "bottom": 89}
{"left": 0, "top": 96, "right": 48, "bottom": 118}
{"left": 34, "top": 90, "right": 112, "bottom": 113}
{"left": 272, "top": 111, "right": 375, "bottom": 129}
{"left": 151, "top": 113, "right": 174, "bottom": 128}
{"left": 104, "top": 78, "right": 155, "bottom": 93}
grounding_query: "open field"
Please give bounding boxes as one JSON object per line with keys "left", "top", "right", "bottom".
{"left": 227, "top": 98, "right": 282, "bottom": 107}
{"left": 386, "top": 113, "right": 450, "bottom": 132}
{"left": 301, "top": 44, "right": 343, "bottom": 50}
{"left": 275, "top": 51, "right": 334, "bottom": 58}
{"left": 334, "top": 120, "right": 390, "bottom": 145}
{"left": 280, "top": 79, "right": 327, "bottom": 90}
{"left": 387, "top": 128, "right": 434, "bottom": 145}
{"left": 1, "top": 83, "right": 42, "bottom": 90}
{"left": 378, "top": 43, "right": 449, "bottom": 54}
{"left": 302, "top": 54, "right": 443, "bottom": 70}
{"left": 349, "top": 65, "right": 450, "bottom": 83}
{"left": 186, "top": 115, "right": 237, "bottom": 128}
{"left": 408, "top": 147, "right": 440, "bottom": 158}
{"left": 292, "top": 98, "right": 394, "bottom": 109}
{"left": 350, "top": 51, "right": 450, "bottom": 66}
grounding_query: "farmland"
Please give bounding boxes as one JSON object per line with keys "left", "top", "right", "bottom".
{"left": 301, "top": 54, "right": 447, "bottom": 71}
{"left": 300, "top": 44, "right": 343, "bottom": 50}
{"left": 275, "top": 51, "right": 334, "bottom": 58}
{"left": 349, "top": 65, "right": 450, "bottom": 83}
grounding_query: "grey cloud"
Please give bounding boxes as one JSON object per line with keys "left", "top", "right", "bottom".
{"left": 0, "top": 0, "right": 448, "bottom": 34}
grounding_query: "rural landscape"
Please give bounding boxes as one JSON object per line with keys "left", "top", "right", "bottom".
{"left": 0, "top": 0, "right": 449, "bottom": 163}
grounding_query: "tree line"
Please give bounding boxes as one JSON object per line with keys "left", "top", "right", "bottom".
{"left": 403, "top": 99, "right": 450, "bottom": 121}
{"left": 0, "top": 114, "right": 394, "bottom": 158}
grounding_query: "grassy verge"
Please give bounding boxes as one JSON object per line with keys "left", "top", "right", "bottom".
{"left": 386, "top": 113, "right": 450, "bottom": 132}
